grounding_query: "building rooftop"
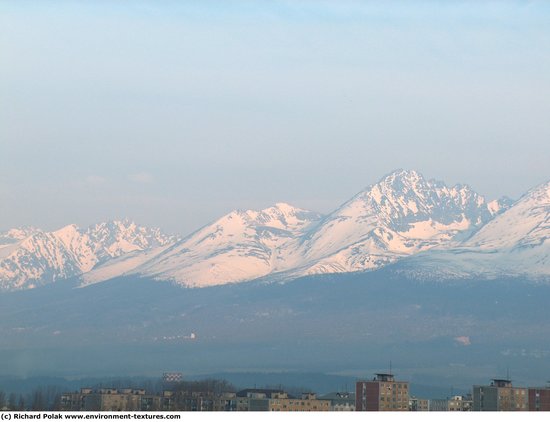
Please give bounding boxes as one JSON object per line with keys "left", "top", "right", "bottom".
{"left": 236, "top": 388, "right": 286, "bottom": 398}
{"left": 491, "top": 379, "right": 513, "bottom": 387}
{"left": 374, "top": 373, "right": 395, "bottom": 382}
{"left": 320, "top": 392, "right": 356, "bottom": 404}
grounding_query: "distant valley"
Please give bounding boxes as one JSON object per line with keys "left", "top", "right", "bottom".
{"left": 1, "top": 271, "right": 549, "bottom": 389}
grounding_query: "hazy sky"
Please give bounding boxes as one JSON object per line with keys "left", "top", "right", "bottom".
{"left": 1, "top": 1, "right": 549, "bottom": 235}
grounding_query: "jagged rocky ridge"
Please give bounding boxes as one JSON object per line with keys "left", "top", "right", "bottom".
{"left": 0, "top": 220, "right": 176, "bottom": 291}
{"left": 396, "top": 179, "right": 550, "bottom": 280}
{"left": 1, "top": 170, "right": 548, "bottom": 291}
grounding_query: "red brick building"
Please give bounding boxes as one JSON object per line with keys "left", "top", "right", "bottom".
{"left": 528, "top": 387, "right": 550, "bottom": 411}
{"left": 356, "top": 373, "right": 409, "bottom": 411}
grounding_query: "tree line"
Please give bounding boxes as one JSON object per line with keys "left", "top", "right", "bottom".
{"left": 0, "top": 386, "right": 63, "bottom": 411}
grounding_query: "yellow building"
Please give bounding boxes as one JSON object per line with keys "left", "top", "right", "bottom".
{"left": 269, "top": 393, "right": 330, "bottom": 411}
{"left": 60, "top": 388, "right": 169, "bottom": 411}
{"left": 236, "top": 389, "right": 330, "bottom": 411}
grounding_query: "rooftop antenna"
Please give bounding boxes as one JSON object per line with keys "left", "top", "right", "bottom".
{"left": 389, "top": 360, "right": 392, "bottom": 376}
{"left": 506, "top": 367, "right": 510, "bottom": 381}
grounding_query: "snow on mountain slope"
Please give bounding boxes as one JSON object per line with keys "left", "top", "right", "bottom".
{"left": 131, "top": 203, "right": 323, "bottom": 287}
{"left": 0, "top": 227, "right": 39, "bottom": 245}
{"left": 87, "top": 220, "right": 173, "bottom": 257}
{"left": 294, "top": 169, "right": 502, "bottom": 276}
{"left": 0, "top": 220, "right": 176, "bottom": 291}
{"left": 397, "top": 180, "right": 550, "bottom": 279}
{"left": 115, "top": 170, "right": 510, "bottom": 287}
{"left": 0, "top": 227, "right": 40, "bottom": 259}
{"left": 81, "top": 244, "right": 174, "bottom": 286}
{"left": 3, "top": 169, "right": 544, "bottom": 291}
{"left": 463, "top": 182, "right": 549, "bottom": 250}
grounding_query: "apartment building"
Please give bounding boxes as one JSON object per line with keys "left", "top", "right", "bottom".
{"left": 473, "top": 379, "right": 528, "bottom": 411}
{"left": 356, "top": 373, "right": 409, "bottom": 411}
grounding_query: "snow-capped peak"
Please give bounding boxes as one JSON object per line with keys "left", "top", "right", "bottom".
{"left": 273, "top": 202, "right": 296, "bottom": 211}
{"left": 0, "top": 220, "right": 177, "bottom": 291}
{"left": 294, "top": 169, "right": 499, "bottom": 276}
{"left": 87, "top": 219, "right": 175, "bottom": 258}
{"left": 130, "top": 203, "right": 323, "bottom": 288}
{"left": 339, "top": 169, "right": 493, "bottom": 232}
{"left": 378, "top": 168, "right": 423, "bottom": 187}
{"left": 214, "top": 203, "right": 322, "bottom": 236}
{"left": 0, "top": 226, "right": 40, "bottom": 245}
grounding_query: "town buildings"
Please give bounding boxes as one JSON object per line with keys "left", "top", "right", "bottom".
{"left": 472, "top": 379, "right": 550, "bottom": 412}
{"left": 473, "top": 379, "right": 528, "bottom": 411}
{"left": 55, "top": 375, "right": 550, "bottom": 412}
{"left": 60, "top": 388, "right": 172, "bottom": 411}
{"left": 236, "top": 389, "right": 330, "bottom": 411}
{"left": 59, "top": 387, "right": 331, "bottom": 411}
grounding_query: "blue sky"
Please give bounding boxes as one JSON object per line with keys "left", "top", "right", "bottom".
{"left": 1, "top": 1, "right": 549, "bottom": 234}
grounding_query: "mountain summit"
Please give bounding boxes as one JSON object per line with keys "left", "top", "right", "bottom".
{"left": 118, "top": 203, "right": 323, "bottom": 287}
{"left": 293, "top": 169, "right": 502, "bottom": 276}
{"left": 0, "top": 220, "right": 176, "bottom": 291}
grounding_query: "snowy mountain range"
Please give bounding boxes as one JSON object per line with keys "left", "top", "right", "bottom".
{"left": 0, "top": 220, "right": 176, "bottom": 291}
{"left": 1, "top": 169, "right": 548, "bottom": 291}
